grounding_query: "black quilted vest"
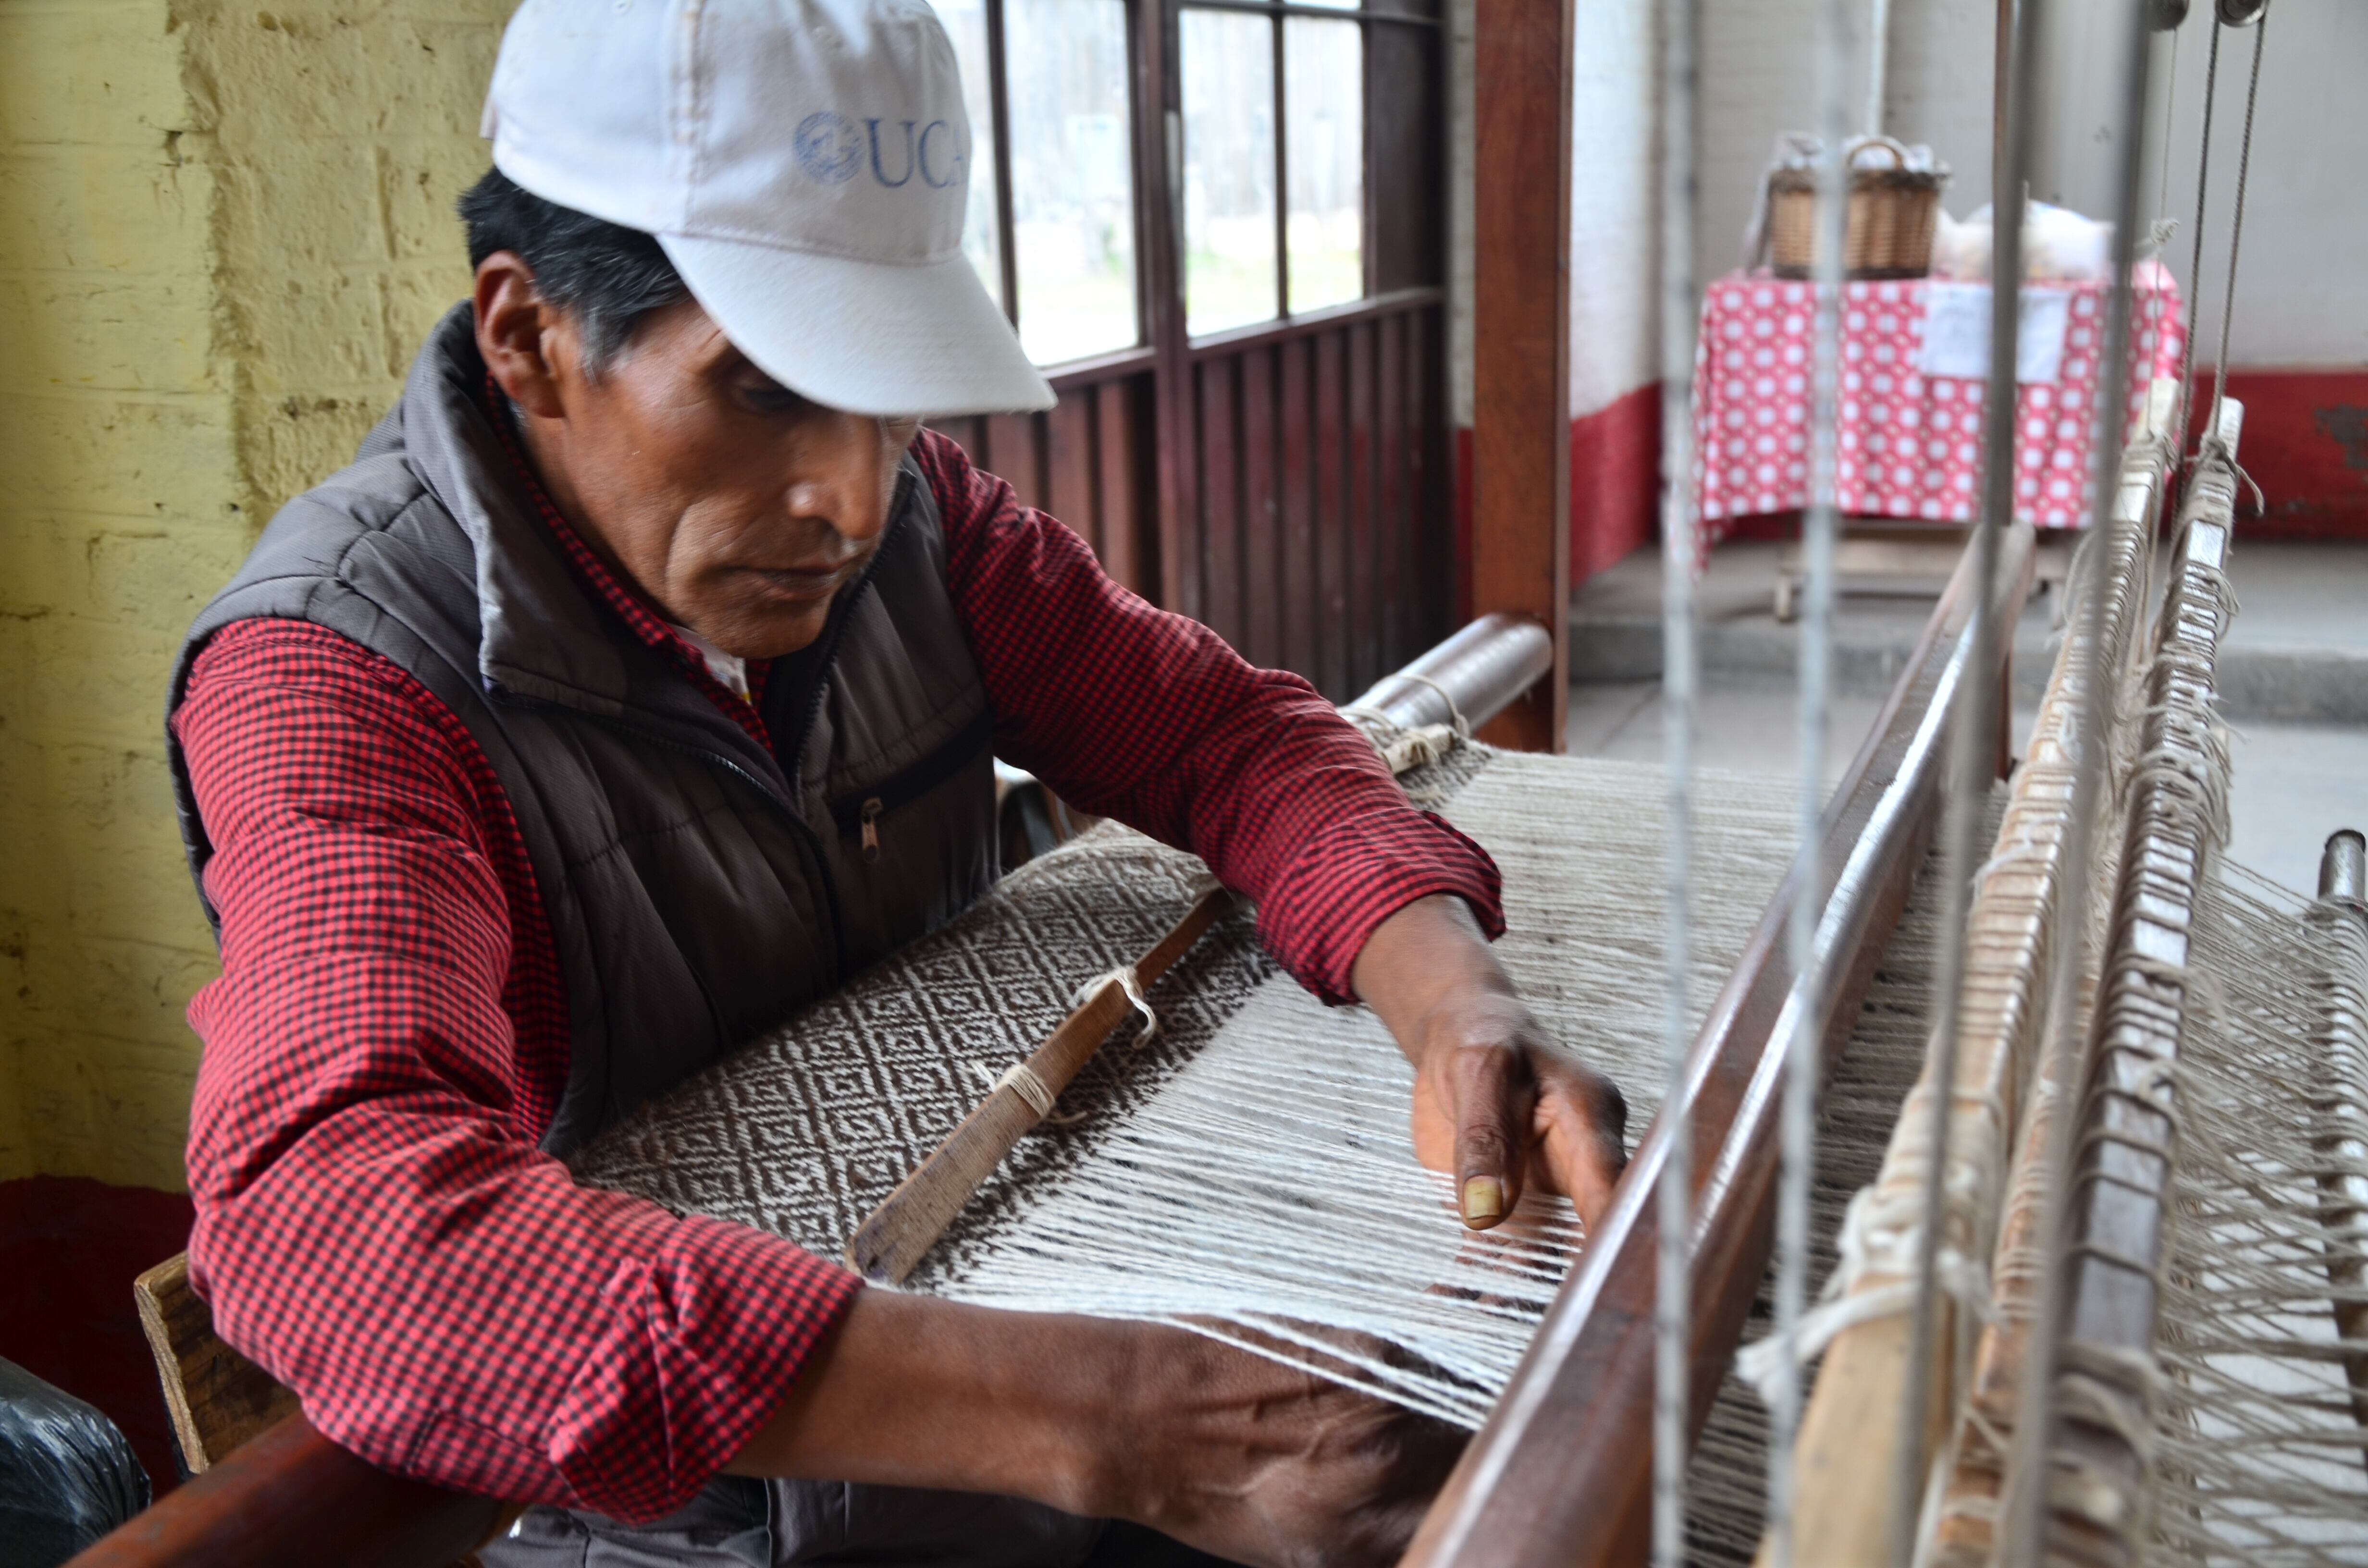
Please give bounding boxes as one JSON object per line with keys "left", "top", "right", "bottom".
{"left": 167, "top": 305, "right": 999, "bottom": 1155}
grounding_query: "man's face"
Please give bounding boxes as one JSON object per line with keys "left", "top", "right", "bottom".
{"left": 480, "top": 264, "right": 921, "bottom": 662}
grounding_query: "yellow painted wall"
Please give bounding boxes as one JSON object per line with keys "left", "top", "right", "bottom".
{"left": 0, "top": 0, "right": 510, "bottom": 1190}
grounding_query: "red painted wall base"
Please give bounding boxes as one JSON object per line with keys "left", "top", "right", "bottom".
{"left": 1, "top": 1176, "right": 195, "bottom": 1493}
{"left": 2189, "top": 368, "right": 2368, "bottom": 534}
{"left": 1454, "top": 366, "right": 2367, "bottom": 599}
{"left": 1454, "top": 380, "right": 1666, "bottom": 607}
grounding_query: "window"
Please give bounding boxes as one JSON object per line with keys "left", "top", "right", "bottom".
{"left": 928, "top": 0, "right": 1003, "bottom": 297}
{"left": 1181, "top": 0, "right": 1368, "bottom": 335}
{"left": 1283, "top": 17, "right": 1363, "bottom": 314}
{"left": 1180, "top": 10, "right": 1277, "bottom": 335}
{"left": 926, "top": 0, "right": 1449, "bottom": 703}
{"left": 929, "top": 0, "right": 1140, "bottom": 367}
{"left": 933, "top": 0, "right": 1385, "bottom": 363}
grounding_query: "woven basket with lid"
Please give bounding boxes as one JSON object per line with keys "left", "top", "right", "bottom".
{"left": 1764, "top": 136, "right": 1946, "bottom": 280}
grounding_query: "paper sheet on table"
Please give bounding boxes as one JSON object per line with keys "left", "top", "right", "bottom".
{"left": 1915, "top": 282, "right": 2072, "bottom": 383}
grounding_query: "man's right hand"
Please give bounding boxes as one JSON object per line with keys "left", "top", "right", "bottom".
{"left": 726, "top": 1292, "right": 1465, "bottom": 1568}
{"left": 1102, "top": 1323, "right": 1466, "bottom": 1567}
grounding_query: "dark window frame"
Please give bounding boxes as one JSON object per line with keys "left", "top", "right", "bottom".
{"left": 963, "top": 0, "right": 1442, "bottom": 367}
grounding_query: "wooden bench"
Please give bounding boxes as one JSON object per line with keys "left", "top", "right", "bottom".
{"left": 73, "top": 1252, "right": 515, "bottom": 1568}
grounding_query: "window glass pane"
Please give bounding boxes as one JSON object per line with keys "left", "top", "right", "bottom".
{"left": 1284, "top": 18, "right": 1363, "bottom": 313}
{"left": 1181, "top": 10, "right": 1278, "bottom": 335}
{"left": 925, "top": 0, "right": 1003, "bottom": 312}
{"left": 1006, "top": 0, "right": 1139, "bottom": 364}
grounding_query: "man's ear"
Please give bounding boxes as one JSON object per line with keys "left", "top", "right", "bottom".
{"left": 474, "top": 254, "right": 571, "bottom": 420}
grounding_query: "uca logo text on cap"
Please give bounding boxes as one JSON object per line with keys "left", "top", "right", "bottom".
{"left": 795, "top": 111, "right": 968, "bottom": 189}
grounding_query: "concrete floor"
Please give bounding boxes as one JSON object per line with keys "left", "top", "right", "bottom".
{"left": 1569, "top": 537, "right": 2367, "bottom": 898}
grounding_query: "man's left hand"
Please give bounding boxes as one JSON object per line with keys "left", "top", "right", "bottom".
{"left": 1351, "top": 894, "right": 1628, "bottom": 1231}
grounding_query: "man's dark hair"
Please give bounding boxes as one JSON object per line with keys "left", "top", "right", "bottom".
{"left": 457, "top": 168, "right": 691, "bottom": 371}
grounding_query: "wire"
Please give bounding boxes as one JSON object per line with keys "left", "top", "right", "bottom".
{"left": 1764, "top": 0, "right": 1853, "bottom": 1559}
{"left": 1993, "top": 1, "right": 2160, "bottom": 1563}
{"left": 2205, "top": 6, "right": 2268, "bottom": 456}
{"left": 1653, "top": 0, "right": 1702, "bottom": 1556}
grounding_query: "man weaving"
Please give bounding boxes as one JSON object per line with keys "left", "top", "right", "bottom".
{"left": 165, "top": 0, "right": 1626, "bottom": 1563}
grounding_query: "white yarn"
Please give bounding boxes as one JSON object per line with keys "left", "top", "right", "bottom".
{"left": 1073, "top": 965, "right": 1159, "bottom": 1046}
{"left": 1343, "top": 709, "right": 1464, "bottom": 775}
{"left": 908, "top": 753, "right": 1811, "bottom": 1427}
{"left": 994, "top": 1062, "right": 1058, "bottom": 1119}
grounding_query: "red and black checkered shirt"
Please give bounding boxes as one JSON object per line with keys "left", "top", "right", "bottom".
{"left": 175, "top": 424, "right": 1504, "bottom": 1523}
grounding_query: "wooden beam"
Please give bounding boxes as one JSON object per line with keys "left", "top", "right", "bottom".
{"left": 62, "top": 1414, "right": 504, "bottom": 1568}
{"left": 2042, "top": 411, "right": 2242, "bottom": 1564}
{"left": 1402, "top": 522, "right": 2036, "bottom": 1568}
{"left": 1468, "top": 0, "right": 1573, "bottom": 752}
{"left": 133, "top": 1254, "right": 299, "bottom": 1473}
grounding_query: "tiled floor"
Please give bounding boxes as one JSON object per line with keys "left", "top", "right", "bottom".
{"left": 2225, "top": 719, "right": 2368, "bottom": 896}
{"left": 1569, "top": 539, "right": 2365, "bottom": 898}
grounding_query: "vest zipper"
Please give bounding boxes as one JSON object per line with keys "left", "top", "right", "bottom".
{"left": 487, "top": 692, "right": 853, "bottom": 985}
{"left": 827, "top": 706, "right": 999, "bottom": 862}
{"left": 484, "top": 469, "right": 922, "bottom": 986}
{"left": 782, "top": 496, "right": 910, "bottom": 776}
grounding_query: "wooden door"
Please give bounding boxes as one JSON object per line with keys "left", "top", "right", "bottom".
{"left": 927, "top": 0, "right": 1451, "bottom": 702}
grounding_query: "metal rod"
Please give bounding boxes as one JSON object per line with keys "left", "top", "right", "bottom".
{"left": 2326, "top": 831, "right": 2368, "bottom": 908}
{"left": 1863, "top": 0, "right": 1893, "bottom": 135}
{"left": 1342, "top": 612, "right": 1554, "bottom": 734}
{"left": 1891, "top": 0, "right": 2045, "bottom": 1550}
{"left": 1653, "top": 0, "right": 1702, "bottom": 1556}
{"left": 2205, "top": 4, "right": 2268, "bottom": 448}
{"left": 1994, "top": 3, "right": 2158, "bottom": 1560}
{"left": 1766, "top": 0, "right": 1853, "bottom": 1557}
{"left": 2174, "top": 14, "right": 2223, "bottom": 422}
{"left": 2309, "top": 828, "right": 2368, "bottom": 1471}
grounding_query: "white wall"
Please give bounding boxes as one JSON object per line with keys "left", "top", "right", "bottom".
{"left": 2037, "top": 0, "right": 2368, "bottom": 368}
{"left": 1449, "top": 0, "right": 2358, "bottom": 439}
{"left": 1448, "top": 0, "right": 1659, "bottom": 428}
{"left": 1695, "top": 0, "right": 1990, "bottom": 290}
{"left": 1567, "top": 0, "right": 1659, "bottom": 418}
{"left": 1694, "top": 0, "right": 2364, "bottom": 371}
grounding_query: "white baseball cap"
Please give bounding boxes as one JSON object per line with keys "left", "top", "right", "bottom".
{"left": 481, "top": 0, "right": 1055, "bottom": 418}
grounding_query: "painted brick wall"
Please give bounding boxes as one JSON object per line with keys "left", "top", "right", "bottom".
{"left": 0, "top": 0, "right": 509, "bottom": 1192}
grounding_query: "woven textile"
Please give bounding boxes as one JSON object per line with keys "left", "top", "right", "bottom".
{"left": 569, "top": 747, "right": 1808, "bottom": 1414}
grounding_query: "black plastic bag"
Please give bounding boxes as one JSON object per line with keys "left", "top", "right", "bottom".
{"left": 0, "top": 1358, "right": 149, "bottom": 1568}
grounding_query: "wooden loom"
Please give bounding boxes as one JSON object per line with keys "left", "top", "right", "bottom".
{"left": 64, "top": 517, "right": 2035, "bottom": 1568}
{"left": 70, "top": 2, "right": 2290, "bottom": 1564}
{"left": 62, "top": 0, "right": 2033, "bottom": 1547}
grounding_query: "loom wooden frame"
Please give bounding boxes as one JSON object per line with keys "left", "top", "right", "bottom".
{"left": 1775, "top": 380, "right": 2187, "bottom": 1566}
{"left": 2037, "top": 405, "right": 2245, "bottom": 1565}
{"left": 68, "top": 536, "right": 2029, "bottom": 1568}
{"left": 1401, "top": 521, "right": 2037, "bottom": 1568}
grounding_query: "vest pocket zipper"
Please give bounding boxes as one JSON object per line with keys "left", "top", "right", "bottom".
{"left": 828, "top": 708, "right": 997, "bottom": 865}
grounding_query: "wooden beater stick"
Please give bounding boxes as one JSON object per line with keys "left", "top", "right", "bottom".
{"left": 845, "top": 882, "right": 1239, "bottom": 1283}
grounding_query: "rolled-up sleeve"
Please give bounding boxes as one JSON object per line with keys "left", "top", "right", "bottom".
{"left": 177, "top": 622, "right": 859, "bottom": 1520}
{"left": 916, "top": 431, "right": 1504, "bottom": 1003}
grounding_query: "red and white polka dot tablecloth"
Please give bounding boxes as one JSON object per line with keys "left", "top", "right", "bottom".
{"left": 1692, "top": 264, "right": 2185, "bottom": 541}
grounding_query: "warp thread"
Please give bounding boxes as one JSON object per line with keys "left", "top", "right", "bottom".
{"left": 912, "top": 753, "right": 1820, "bottom": 1430}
